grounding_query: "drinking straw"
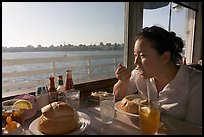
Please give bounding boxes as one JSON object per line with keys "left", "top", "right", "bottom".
{"left": 146, "top": 79, "right": 151, "bottom": 104}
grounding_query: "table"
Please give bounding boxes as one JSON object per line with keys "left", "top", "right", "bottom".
{"left": 21, "top": 97, "right": 202, "bottom": 135}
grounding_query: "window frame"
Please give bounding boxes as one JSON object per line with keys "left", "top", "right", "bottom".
{"left": 175, "top": 2, "right": 202, "bottom": 64}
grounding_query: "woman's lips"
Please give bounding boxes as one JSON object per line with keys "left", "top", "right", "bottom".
{"left": 138, "top": 69, "right": 144, "bottom": 75}
{"left": 135, "top": 67, "right": 144, "bottom": 75}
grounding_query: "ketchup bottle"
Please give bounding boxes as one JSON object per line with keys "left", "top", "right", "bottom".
{"left": 64, "top": 69, "right": 74, "bottom": 92}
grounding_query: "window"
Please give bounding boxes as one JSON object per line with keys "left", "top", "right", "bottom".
{"left": 2, "top": 2, "right": 125, "bottom": 97}
{"left": 143, "top": 2, "right": 197, "bottom": 64}
{"left": 2, "top": 2, "right": 201, "bottom": 98}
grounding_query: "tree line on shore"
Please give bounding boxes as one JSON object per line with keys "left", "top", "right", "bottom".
{"left": 2, "top": 42, "right": 124, "bottom": 52}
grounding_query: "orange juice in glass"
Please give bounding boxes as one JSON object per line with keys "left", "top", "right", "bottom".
{"left": 139, "top": 101, "right": 160, "bottom": 135}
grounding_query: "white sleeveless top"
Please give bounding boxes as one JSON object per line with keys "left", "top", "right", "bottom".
{"left": 126, "top": 65, "right": 202, "bottom": 126}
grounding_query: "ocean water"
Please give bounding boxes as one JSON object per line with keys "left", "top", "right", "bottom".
{"left": 2, "top": 50, "right": 123, "bottom": 60}
{"left": 2, "top": 50, "right": 124, "bottom": 92}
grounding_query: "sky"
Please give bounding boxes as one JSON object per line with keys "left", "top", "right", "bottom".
{"left": 143, "top": 3, "right": 186, "bottom": 39}
{"left": 2, "top": 2, "right": 186, "bottom": 48}
{"left": 2, "top": 2, "right": 125, "bottom": 47}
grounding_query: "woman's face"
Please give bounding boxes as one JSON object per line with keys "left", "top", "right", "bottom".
{"left": 134, "top": 37, "right": 164, "bottom": 79}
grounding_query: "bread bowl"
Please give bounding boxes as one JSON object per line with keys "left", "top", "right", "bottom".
{"left": 37, "top": 101, "right": 79, "bottom": 135}
{"left": 120, "top": 94, "right": 147, "bottom": 114}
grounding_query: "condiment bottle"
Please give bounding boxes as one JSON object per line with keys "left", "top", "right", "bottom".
{"left": 48, "top": 75, "right": 58, "bottom": 103}
{"left": 64, "top": 69, "right": 74, "bottom": 92}
{"left": 183, "top": 57, "right": 186, "bottom": 65}
{"left": 35, "top": 86, "right": 49, "bottom": 111}
{"left": 57, "top": 75, "right": 66, "bottom": 102}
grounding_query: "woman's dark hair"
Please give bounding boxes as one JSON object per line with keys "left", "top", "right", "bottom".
{"left": 135, "top": 25, "right": 184, "bottom": 64}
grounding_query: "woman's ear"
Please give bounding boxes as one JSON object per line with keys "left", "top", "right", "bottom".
{"left": 161, "top": 51, "right": 171, "bottom": 64}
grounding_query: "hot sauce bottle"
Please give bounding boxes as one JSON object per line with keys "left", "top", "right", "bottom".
{"left": 48, "top": 75, "right": 58, "bottom": 103}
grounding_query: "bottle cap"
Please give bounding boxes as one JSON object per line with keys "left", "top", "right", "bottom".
{"left": 66, "top": 69, "right": 72, "bottom": 73}
{"left": 58, "top": 75, "right": 63, "bottom": 79}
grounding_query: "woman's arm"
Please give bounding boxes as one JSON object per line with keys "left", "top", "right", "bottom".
{"left": 113, "top": 80, "right": 129, "bottom": 98}
{"left": 185, "top": 72, "right": 202, "bottom": 126}
{"left": 113, "top": 63, "right": 131, "bottom": 99}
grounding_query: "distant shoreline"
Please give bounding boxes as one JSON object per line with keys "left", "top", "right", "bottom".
{"left": 2, "top": 48, "right": 123, "bottom": 52}
{"left": 2, "top": 43, "right": 124, "bottom": 52}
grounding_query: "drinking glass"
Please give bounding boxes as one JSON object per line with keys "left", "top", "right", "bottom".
{"left": 139, "top": 100, "right": 160, "bottom": 135}
{"left": 66, "top": 89, "right": 80, "bottom": 110}
{"left": 99, "top": 93, "right": 115, "bottom": 124}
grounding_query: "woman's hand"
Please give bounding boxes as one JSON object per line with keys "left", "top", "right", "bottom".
{"left": 115, "top": 63, "right": 131, "bottom": 82}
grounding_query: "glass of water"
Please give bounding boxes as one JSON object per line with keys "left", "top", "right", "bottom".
{"left": 66, "top": 89, "right": 80, "bottom": 110}
{"left": 99, "top": 93, "right": 115, "bottom": 124}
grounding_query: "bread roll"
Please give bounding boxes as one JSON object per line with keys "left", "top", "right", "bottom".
{"left": 37, "top": 102, "right": 79, "bottom": 135}
{"left": 120, "top": 94, "right": 147, "bottom": 114}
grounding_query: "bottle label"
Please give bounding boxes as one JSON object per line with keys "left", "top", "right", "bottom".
{"left": 49, "top": 92, "right": 58, "bottom": 103}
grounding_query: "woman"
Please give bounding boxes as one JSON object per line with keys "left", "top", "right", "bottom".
{"left": 113, "top": 26, "right": 202, "bottom": 130}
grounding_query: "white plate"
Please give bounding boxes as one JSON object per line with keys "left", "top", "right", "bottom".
{"left": 114, "top": 101, "right": 139, "bottom": 117}
{"left": 29, "top": 111, "right": 90, "bottom": 135}
{"left": 89, "top": 96, "right": 99, "bottom": 102}
{"left": 2, "top": 128, "right": 25, "bottom": 135}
